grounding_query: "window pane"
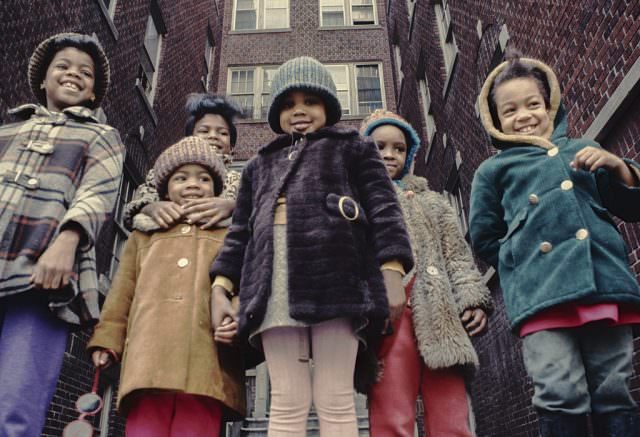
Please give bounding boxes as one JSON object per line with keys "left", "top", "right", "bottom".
{"left": 356, "top": 65, "right": 382, "bottom": 114}
{"left": 264, "top": 9, "right": 287, "bottom": 28}
{"left": 261, "top": 68, "right": 277, "bottom": 118}
{"left": 327, "top": 65, "right": 350, "bottom": 115}
{"left": 231, "top": 70, "right": 254, "bottom": 94}
{"left": 235, "top": 0, "right": 257, "bottom": 29}
{"left": 321, "top": 0, "right": 345, "bottom": 26}
{"left": 144, "top": 16, "right": 160, "bottom": 67}
{"left": 352, "top": 0, "right": 374, "bottom": 25}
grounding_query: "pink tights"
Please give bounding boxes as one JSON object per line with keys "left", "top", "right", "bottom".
{"left": 261, "top": 318, "right": 359, "bottom": 437}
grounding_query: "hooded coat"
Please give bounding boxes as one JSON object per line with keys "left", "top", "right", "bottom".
{"left": 469, "top": 58, "right": 640, "bottom": 331}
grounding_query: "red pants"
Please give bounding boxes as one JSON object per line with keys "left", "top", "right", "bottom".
{"left": 368, "top": 297, "right": 472, "bottom": 436}
{"left": 125, "top": 392, "right": 222, "bottom": 437}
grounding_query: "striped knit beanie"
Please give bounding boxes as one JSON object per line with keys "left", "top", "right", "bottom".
{"left": 268, "top": 56, "right": 342, "bottom": 133}
{"left": 29, "top": 33, "right": 110, "bottom": 109}
{"left": 154, "top": 136, "right": 227, "bottom": 198}
{"left": 360, "top": 109, "right": 422, "bottom": 178}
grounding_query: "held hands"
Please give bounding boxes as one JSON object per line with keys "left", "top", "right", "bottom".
{"left": 211, "top": 286, "right": 238, "bottom": 344}
{"left": 182, "top": 198, "right": 235, "bottom": 229}
{"left": 143, "top": 198, "right": 235, "bottom": 229}
{"left": 382, "top": 269, "right": 405, "bottom": 321}
{"left": 91, "top": 349, "right": 113, "bottom": 369}
{"left": 460, "top": 308, "right": 488, "bottom": 337}
{"left": 30, "top": 228, "right": 81, "bottom": 290}
{"left": 571, "top": 146, "right": 637, "bottom": 186}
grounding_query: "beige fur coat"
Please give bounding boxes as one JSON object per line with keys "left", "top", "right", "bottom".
{"left": 397, "top": 174, "right": 491, "bottom": 374}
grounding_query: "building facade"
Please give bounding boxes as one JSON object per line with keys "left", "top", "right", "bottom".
{"left": 385, "top": 0, "right": 640, "bottom": 435}
{"left": 0, "top": 0, "right": 225, "bottom": 435}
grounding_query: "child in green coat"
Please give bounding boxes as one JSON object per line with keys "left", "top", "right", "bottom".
{"left": 470, "top": 49, "right": 640, "bottom": 436}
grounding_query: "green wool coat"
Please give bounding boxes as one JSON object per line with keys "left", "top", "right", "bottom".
{"left": 469, "top": 58, "right": 640, "bottom": 331}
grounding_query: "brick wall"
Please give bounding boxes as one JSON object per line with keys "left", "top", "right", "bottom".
{"left": 0, "top": 1, "right": 223, "bottom": 435}
{"left": 386, "top": 0, "right": 640, "bottom": 435}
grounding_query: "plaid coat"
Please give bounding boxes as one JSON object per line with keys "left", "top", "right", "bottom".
{"left": 0, "top": 104, "right": 124, "bottom": 325}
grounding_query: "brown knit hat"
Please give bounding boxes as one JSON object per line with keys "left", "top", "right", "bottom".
{"left": 28, "top": 33, "right": 110, "bottom": 109}
{"left": 153, "top": 136, "right": 227, "bottom": 198}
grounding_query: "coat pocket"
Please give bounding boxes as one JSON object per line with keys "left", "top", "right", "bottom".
{"left": 499, "top": 208, "right": 528, "bottom": 244}
{"left": 498, "top": 208, "right": 528, "bottom": 269}
{"left": 325, "top": 193, "right": 368, "bottom": 226}
{"left": 589, "top": 201, "right": 619, "bottom": 230}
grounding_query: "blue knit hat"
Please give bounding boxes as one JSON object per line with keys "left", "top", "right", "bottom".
{"left": 360, "top": 109, "right": 422, "bottom": 178}
{"left": 268, "top": 57, "right": 342, "bottom": 133}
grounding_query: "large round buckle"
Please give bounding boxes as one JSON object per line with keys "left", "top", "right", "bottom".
{"left": 338, "top": 196, "right": 359, "bottom": 221}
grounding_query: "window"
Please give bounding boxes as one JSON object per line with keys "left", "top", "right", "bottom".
{"left": 202, "top": 29, "right": 215, "bottom": 90}
{"left": 406, "top": 0, "right": 416, "bottom": 19}
{"left": 108, "top": 170, "right": 136, "bottom": 279}
{"left": 227, "top": 66, "right": 278, "bottom": 119}
{"left": 327, "top": 63, "right": 385, "bottom": 115}
{"left": 228, "top": 62, "right": 384, "bottom": 119}
{"left": 444, "top": 154, "right": 468, "bottom": 236}
{"left": 434, "top": 0, "right": 458, "bottom": 92}
{"left": 137, "top": 4, "right": 166, "bottom": 104}
{"left": 233, "top": 0, "right": 289, "bottom": 30}
{"left": 320, "top": 0, "right": 377, "bottom": 27}
{"left": 419, "top": 79, "right": 436, "bottom": 163}
{"left": 393, "top": 44, "right": 404, "bottom": 93}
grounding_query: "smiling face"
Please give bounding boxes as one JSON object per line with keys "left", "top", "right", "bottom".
{"left": 371, "top": 124, "right": 408, "bottom": 180}
{"left": 279, "top": 90, "right": 327, "bottom": 135}
{"left": 193, "top": 114, "right": 232, "bottom": 155}
{"left": 493, "top": 77, "right": 551, "bottom": 138}
{"left": 43, "top": 47, "right": 96, "bottom": 112}
{"left": 166, "top": 164, "right": 215, "bottom": 205}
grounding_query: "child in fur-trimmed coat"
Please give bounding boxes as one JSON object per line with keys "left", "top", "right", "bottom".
{"left": 361, "top": 110, "right": 492, "bottom": 437}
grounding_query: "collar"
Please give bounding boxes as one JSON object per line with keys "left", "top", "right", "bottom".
{"left": 9, "top": 104, "right": 102, "bottom": 123}
{"left": 258, "top": 125, "right": 360, "bottom": 154}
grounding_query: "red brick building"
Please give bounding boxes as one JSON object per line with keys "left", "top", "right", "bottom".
{"left": 0, "top": 0, "right": 225, "bottom": 435}
{"left": 385, "top": 1, "right": 640, "bottom": 435}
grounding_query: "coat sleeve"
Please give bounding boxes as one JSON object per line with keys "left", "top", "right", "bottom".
{"left": 352, "top": 139, "right": 413, "bottom": 273}
{"left": 436, "top": 196, "right": 492, "bottom": 315}
{"left": 87, "top": 233, "right": 139, "bottom": 357}
{"left": 122, "top": 169, "right": 161, "bottom": 231}
{"left": 597, "top": 158, "right": 640, "bottom": 222}
{"left": 469, "top": 166, "right": 506, "bottom": 268}
{"left": 58, "top": 127, "right": 124, "bottom": 250}
{"left": 210, "top": 159, "right": 255, "bottom": 287}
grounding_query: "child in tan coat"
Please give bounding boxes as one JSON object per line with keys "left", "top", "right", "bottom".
{"left": 88, "top": 136, "right": 244, "bottom": 436}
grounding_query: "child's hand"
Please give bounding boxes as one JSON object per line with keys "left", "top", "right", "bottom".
{"left": 214, "top": 316, "right": 238, "bottom": 344}
{"left": 211, "top": 285, "right": 238, "bottom": 344}
{"left": 460, "top": 308, "right": 488, "bottom": 337}
{"left": 91, "top": 349, "right": 113, "bottom": 369}
{"left": 571, "top": 146, "right": 636, "bottom": 186}
{"left": 382, "top": 269, "right": 405, "bottom": 321}
{"left": 30, "top": 229, "right": 80, "bottom": 290}
{"left": 141, "top": 201, "right": 184, "bottom": 228}
{"left": 182, "top": 198, "right": 235, "bottom": 229}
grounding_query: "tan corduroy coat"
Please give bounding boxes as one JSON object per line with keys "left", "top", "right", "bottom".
{"left": 88, "top": 224, "right": 245, "bottom": 418}
{"left": 397, "top": 174, "right": 492, "bottom": 375}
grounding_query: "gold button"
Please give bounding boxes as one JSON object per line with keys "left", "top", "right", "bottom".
{"left": 426, "top": 266, "right": 439, "bottom": 276}
{"left": 561, "top": 180, "right": 573, "bottom": 190}
{"left": 528, "top": 194, "right": 539, "bottom": 205}
{"left": 539, "top": 242, "right": 553, "bottom": 253}
{"left": 27, "top": 178, "right": 38, "bottom": 186}
{"left": 547, "top": 147, "right": 559, "bottom": 157}
{"left": 180, "top": 225, "right": 191, "bottom": 234}
{"left": 576, "top": 229, "right": 589, "bottom": 240}
{"left": 177, "top": 258, "right": 189, "bottom": 268}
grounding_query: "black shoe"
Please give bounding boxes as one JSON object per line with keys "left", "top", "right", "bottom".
{"left": 592, "top": 411, "right": 640, "bottom": 437}
{"left": 538, "top": 411, "right": 588, "bottom": 437}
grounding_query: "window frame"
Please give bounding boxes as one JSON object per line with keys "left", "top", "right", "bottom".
{"left": 444, "top": 153, "right": 469, "bottom": 237}
{"left": 232, "top": 0, "right": 290, "bottom": 31}
{"left": 108, "top": 169, "right": 136, "bottom": 280}
{"left": 319, "top": 0, "right": 378, "bottom": 27}
{"left": 202, "top": 28, "right": 215, "bottom": 90}
{"left": 227, "top": 62, "right": 385, "bottom": 120}
{"left": 137, "top": 4, "right": 166, "bottom": 106}
{"left": 418, "top": 77, "right": 436, "bottom": 163}
{"left": 434, "top": 0, "right": 458, "bottom": 97}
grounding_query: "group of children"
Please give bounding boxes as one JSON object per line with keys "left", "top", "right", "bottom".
{"left": 0, "top": 32, "right": 638, "bottom": 437}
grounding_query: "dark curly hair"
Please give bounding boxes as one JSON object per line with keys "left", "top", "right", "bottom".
{"left": 488, "top": 48, "right": 550, "bottom": 129}
{"left": 184, "top": 94, "right": 243, "bottom": 148}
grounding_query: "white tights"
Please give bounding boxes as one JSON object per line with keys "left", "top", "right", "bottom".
{"left": 261, "top": 318, "right": 359, "bottom": 437}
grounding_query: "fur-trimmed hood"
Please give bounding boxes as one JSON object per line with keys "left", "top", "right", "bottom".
{"left": 479, "top": 58, "right": 565, "bottom": 151}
